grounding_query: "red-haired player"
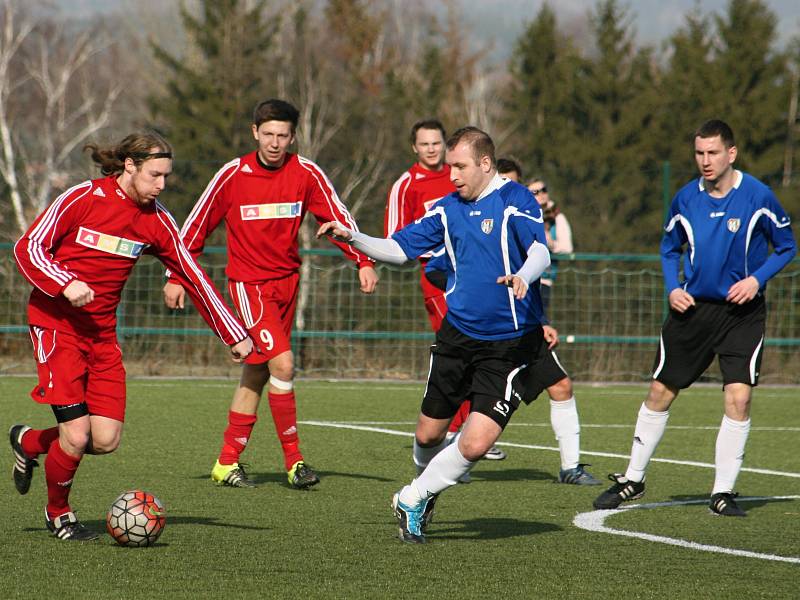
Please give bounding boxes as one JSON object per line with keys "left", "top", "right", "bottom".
{"left": 10, "top": 132, "right": 253, "bottom": 541}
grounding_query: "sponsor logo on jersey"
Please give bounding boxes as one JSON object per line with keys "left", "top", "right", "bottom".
{"left": 92, "top": 187, "right": 106, "bottom": 197}
{"left": 240, "top": 201, "right": 303, "bottom": 220}
{"left": 727, "top": 218, "right": 741, "bottom": 233}
{"left": 75, "top": 227, "right": 147, "bottom": 258}
{"left": 469, "top": 210, "right": 481, "bottom": 216}
{"left": 241, "top": 164, "right": 253, "bottom": 173}
{"left": 710, "top": 211, "right": 725, "bottom": 218}
{"left": 481, "top": 218, "right": 494, "bottom": 234}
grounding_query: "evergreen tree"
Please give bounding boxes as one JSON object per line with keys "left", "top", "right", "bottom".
{"left": 568, "top": 0, "right": 663, "bottom": 251}
{"left": 149, "top": 0, "right": 277, "bottom": 220}
{"left": 712, "top": 0, "right": 787, "bottom": 181}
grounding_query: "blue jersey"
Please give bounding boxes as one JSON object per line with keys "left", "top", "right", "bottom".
{"left": 393, "top": 176, "right": 547, "bottom": 340}
{"left": 662, "top": 171, "right": 796, "bottom": 300}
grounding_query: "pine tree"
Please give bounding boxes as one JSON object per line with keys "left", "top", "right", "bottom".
{"left": 149, "top": 0, "right": 277, "bottom": 219}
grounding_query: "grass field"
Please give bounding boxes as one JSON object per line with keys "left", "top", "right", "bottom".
{"left": 1, "top": 377, "right": 798, "bottom": 599}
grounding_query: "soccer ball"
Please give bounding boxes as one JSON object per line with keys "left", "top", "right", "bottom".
{"left": 106, "top": 490, "right": 166, "bottom": 547}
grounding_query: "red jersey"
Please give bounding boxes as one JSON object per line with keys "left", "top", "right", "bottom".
{"left": 175, "top": 151, "right": 374, "bottom": 283}
{"left": 384, "top": 163, "right": 454, "bottom": 238}
{"left": 14, "top": 176, "right": 247, "bottom": 345}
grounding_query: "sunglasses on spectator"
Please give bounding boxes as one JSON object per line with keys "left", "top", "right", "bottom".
{"left": 531, "top": 186, "right": 547, "bottom": 195}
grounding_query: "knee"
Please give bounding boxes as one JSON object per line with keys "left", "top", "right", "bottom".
{"left": 457, "top": 436, "right": 488, "bottom": 462}
{"left": 59, "top": 427, "right": 90, "bottom": 455}
{"left": 89, "top": 431, "right": 121, "bottom": 454}
{"left": 269, "top": 354, "right": 294, "bottom": 382}
{"left": 548, "top": 377, "right": 573, "bottom": 400}
{"left": 415, "top": 430, "right": 446, "bottom": 447}
{"left": 646, "top": 380, "right": 677, "bottom": 411}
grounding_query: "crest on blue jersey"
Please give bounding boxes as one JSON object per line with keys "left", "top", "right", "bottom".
{"left": 727, "top": 218, "right": 741, "bottom": 233}
{"left": 481, "top": 218, "right": 494, "bottom": 234}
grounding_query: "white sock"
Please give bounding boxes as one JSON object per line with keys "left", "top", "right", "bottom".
{"left": 712, "top": 415, "right": 751, "bottom": 495}
{"left": 625, "top": 403, "right": 669, "bottom": 482}
{"left": 550, "top": 396, "right": 580, "bottom": 470}
{"left": 412, "top": 437, "right": 449, "bottom": 475}
{"left": 399, "top": 442, "right": 475, "bottom": 505}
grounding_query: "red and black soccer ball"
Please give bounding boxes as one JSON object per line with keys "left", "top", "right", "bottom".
{"left": 106, "top": 490, "right": 166, "bottom": 547}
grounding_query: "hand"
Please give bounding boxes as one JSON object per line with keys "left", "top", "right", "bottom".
{"left": 668, "top": 288, "right": 696, "bottom": 313}
{"left": 230, "top": 337, "right": 254, "bottom": 363}
{"left": 62, "top": 280, "right": 95, "bottom": 307}
{"left": 726, "top": 276, "right": 760, "bottom": 305}
{"left": 358, "top": 265, "right": 378, "bottom": 294}
{"left": 543, "top": 325, "right": 559, "bottom": 349}
{"left": 316, "top": 221, "right": 352, "bottom": 243}
{"left": 163, "top": 282, "right": 185, "bottom": 309}
{"left": 496, "top": 274, "right": 528, "bottom": 300}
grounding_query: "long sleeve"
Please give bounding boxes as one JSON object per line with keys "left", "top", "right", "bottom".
{"left": 153, "top": 203, "right": 247, "bottom": 346}
{"left": 384, "top": 172, "right": 412, "bottom": 236}
{"left": 298, "top": 156, "right": 375, "bottom": 268}
{"left": 661, "top": 203, "right": 687, "bottom": 293}
{"left": 13, "top": 181, "right": 92, "bottom": 297}
{"left": 750, "top": 194, "right": 797, "bottom": 287}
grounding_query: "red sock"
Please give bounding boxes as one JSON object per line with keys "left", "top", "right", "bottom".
{"left": 21, "top": 426, "right": 59, "bottom": 459}
{"left": 218, "top": 410, "right": 257, "bottom": 465}
{"left": 268, "top": 391, "right": 303, "bottom": 471}
{"left": 44, "top": 439, "right": 82, "bottom": 518}
{"left": 449, "top": 400, "right": 471, "bottom": 432}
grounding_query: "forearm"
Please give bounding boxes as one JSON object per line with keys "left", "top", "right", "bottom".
{"left": 516, "top": 242, "right": 551, "bottom": 284}
{"left": 348, "top": 230, "right": 410, "bottom": 265}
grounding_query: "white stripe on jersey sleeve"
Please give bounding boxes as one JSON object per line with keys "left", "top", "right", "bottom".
{"left": 665, "top": 214, "right": 696, "bottom": 265}
{"left": 155, "top": 203, "right": 246, "bottom": 342}
{"left": 182, "top": 158, "right": 240, "bottom": 248}
{"left": 386, "top": 172, "right": 411, "bottom": 235}
{"left": 16, "top": 181, "right": 93, "bottom": 292}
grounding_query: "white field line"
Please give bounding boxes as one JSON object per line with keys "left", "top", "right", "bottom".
{"left": 573, "top": 496, "right": 800, "bottom": 564}
{"left": 299, "top": 421, "right": 800, "bottom": 479}
{"left": 306, "top": 420, "right": 800, "bottom": 432}
{"left": 303, "top": 419, "right": 800, "bottom": 563}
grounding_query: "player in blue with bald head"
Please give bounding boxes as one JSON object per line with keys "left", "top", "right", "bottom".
{"left": 594, "top": 119, "right": 797, "bottom": 517}
{"left": 318, "top": 126, "right": 551, "bottom": 543}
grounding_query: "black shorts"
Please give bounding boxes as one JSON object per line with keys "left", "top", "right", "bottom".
{"left": 652, "top": 296, "right": 766, "bottom": 389}
{"left": 421, "top": 319, "right": 544, "bottom": 429}
{"left": 519, "top": 344, "right": 569, "bottom": 403}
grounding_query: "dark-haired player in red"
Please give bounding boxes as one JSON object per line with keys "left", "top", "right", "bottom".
{"left": 10, "top": 132, "right": 253, "bottom": 541}
{"left": 164, "top": 99, "right": 378, "bottom": 489}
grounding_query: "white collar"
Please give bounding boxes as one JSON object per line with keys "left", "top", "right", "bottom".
{"left": 698, "top": 169, "right": 742, "bottom": 192}
{"left": 475, "top": 172, "right": 505, "bottom": 201}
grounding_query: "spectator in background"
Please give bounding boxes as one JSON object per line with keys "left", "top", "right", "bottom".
{"left": 497, "top": 157, "right": 523, "bottom": 183}
{"left": 527, "top": 178, "right": 573, "bottom": 312}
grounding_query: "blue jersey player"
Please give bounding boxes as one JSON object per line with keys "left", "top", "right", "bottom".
{"left": 318, "top": 126, "right": 552, "bottom": 543}
{"left": 593, "top": 120, "right": 797, "bottom": 517}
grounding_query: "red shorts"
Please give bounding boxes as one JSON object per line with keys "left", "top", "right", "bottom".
{"left": 419, "top": 270, "right": 448, "bottom": 332}
{"left": 228, "top": 275, "right": 298, "bottom": 364}
{"left": 29, "top": 326, "right": 127, "bottom": 421}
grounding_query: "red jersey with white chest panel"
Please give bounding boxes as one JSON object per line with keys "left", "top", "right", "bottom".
{"left": 384, "top": 163, "right": 454, "bottom": 238}
{"left": 175, "top": 151, "right": 374, "bottom": 283}
{"left": 14, "top": 176, "right": 247, "bottom": 344}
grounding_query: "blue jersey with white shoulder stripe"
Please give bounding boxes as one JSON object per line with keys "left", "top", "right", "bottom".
{"left": 661, "top": 170, "right": 796, "bottom": 300}
{"left": 392, "top": 176, "right": 547, "bottom": 340}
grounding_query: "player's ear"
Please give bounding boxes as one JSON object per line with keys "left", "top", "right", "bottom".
{"left": 124, "top": 157, "right": 137, "bottom": 174}
{"left": 728, "top": 145, "right": 737, "bottom": 164}
{"left": 251, "top": 123, "right": 259, "bottom": 141}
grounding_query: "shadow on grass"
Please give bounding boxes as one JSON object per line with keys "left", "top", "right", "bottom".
{"left": 667, "top": 493, "right": 798, "bottom": 514}
{"left": 430, "top": 517, "right": 562, "bottom": 540}
{"left": 191, "top": 469, "right": 395, "bottom": 486}
{"left": 469, "top": 467, "right": 555, "bottom": 483}
{"left": 22, "top": 514, "right": 269, "bottom": 538}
